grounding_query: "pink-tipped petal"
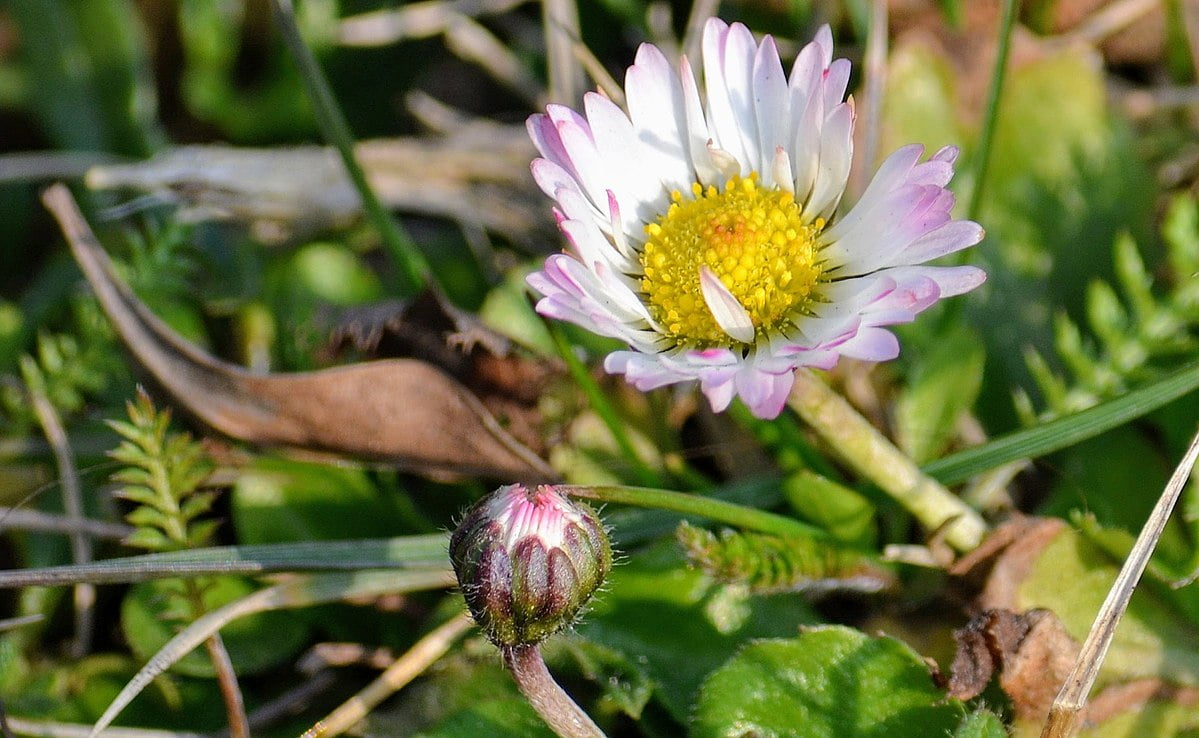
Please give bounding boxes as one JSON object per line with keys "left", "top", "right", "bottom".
{"left": 700, "top": 265, "right": 756, "bottom": 343}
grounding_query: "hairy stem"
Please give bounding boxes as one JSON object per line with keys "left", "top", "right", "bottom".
{"left": 787, "top": 370, "right": 987, "bottom": 552}
{"left": 503, "top": 644, "right": 605, "bottom": 738}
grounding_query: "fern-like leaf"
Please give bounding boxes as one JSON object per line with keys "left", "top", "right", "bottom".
{"left": 676, "top": 522, "right": 895, "bottom": 595}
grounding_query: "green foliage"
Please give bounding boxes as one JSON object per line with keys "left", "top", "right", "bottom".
{"left": 675, "top": 522, "right": 892, "bottom": 595}
{"left": 692, "top": 626, "right": 966, "bottom": 738}
{"left": 1018, "top": 195, "right": 1199, "bottom": 423}
{"left": 107, "top": 391, "right": 217, "bottom": 552}
{"left": 121, "top": 576, "right": 309, "bottom": 678}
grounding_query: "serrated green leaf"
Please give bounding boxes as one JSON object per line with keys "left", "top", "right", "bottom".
{"left": 179, "top": 490, "right": 219, "bottom": 521}
{"left": 111, "top": 484, "right": 160, "bottom": 508}
{"left": 184, "top": 519, "right": 221, "bottom": 548}
{"left": 676, "top": 523, "right": 893, "bottom": 595}
{"left": 693, "top": 626, "right": 965, "bottom": 738}
{"left": 121, "top": 527, "right": 174, "bottom": 552}
{"left": 123, "top": 506, "right": 171, "bottom": 530}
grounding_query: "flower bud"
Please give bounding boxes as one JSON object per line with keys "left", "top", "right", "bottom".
{"left": 450, "top": 484, "right": 611, "bottom": 647}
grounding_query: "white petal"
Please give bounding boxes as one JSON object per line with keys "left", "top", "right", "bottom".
{"left": 805, "top": 100, "right": 854, "bottom": 221}
{"left": 821, "top": 144, "right": 924, "bottom": 243}
{"left": 680, "top": 56, "right": 720, "bottom": 186}
{"left": 823, "top": 58, "right": 852, "bottom": 110}
{"left": 772, "top": 147, "right": 795, "bottom": 195}
{"left": 699, "top": 265, "right": 755, "bottom": 343}
{"left": 703, "top": 19, "right": 755, "bottom": 170}
{"left": 584, "top": 92, "right": 667, "bottom": 224}
{"left": 752, "top": 35, "right": 790, "bottom": 180}
{"left": 626, "top": 43, "right": 694, "bottom": 195}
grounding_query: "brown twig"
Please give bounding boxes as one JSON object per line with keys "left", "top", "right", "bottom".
{"left": 301, "top": 611, "right": 474, "bottom": 737}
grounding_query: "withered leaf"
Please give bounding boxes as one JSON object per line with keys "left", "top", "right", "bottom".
{"left": 42, "top": 184, "right": 554, "bottom": 481}
{"left": 948, "top": 608, "right": 1079, "bottom": 721}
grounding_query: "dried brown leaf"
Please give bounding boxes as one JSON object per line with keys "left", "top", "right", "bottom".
{"left": 42, "top": 183, "right": 553, "bottom": 481}
{"left": 949, "top": 608, "right": 1079, "bottom": 721}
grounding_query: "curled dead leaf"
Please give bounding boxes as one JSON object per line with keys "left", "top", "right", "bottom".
{"left": 949, "top": 608, "right": 1079, "bottom": 721}
{"left": 42, "top": 183, "right": 554, "bottom": 481}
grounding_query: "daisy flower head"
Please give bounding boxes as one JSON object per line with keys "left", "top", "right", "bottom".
{"left": 526, "top": 20, "right": 986, "bottom": 420}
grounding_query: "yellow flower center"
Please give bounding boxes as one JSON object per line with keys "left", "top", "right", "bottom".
{"left": 639, "top": 174, "right": 824, "bottom": 348}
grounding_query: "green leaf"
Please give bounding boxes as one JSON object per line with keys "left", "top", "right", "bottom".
{"left": 560, "top": 638, "right": 655, "bottom": 719}
{"left": 121, "top": 527, "right": 174, "bottom": 552}
{"left": 1016, "top": 526, "right": 1199, "bottom": 689}
{"left": 232, "top": 456, "right": 403, "bottom": 544}
{"left": 675, "top": 523, "right": 893, "bottom": 595}
{"left": 781, "top": 469, "right": 876, "bottom": 546}
{"left": 952, "top": 708, "right": 1007, "bottom": 738}
{"left": 896, "top": 328, "right": 985, "bottom": 464}
{"left": 578, "top": 543, "right": 819, "bottom": 721}
{"left": 121, "top": 576, "right": 310, "bottom": 678}
{"left": 0, "top": 534, "right": 450, "bottom": 588}
{"left": 693, "top": 626, "right": 964, "bottom": 738}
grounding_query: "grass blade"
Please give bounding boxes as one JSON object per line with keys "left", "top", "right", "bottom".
{"left": 925, "top": 361, "right": 1199, "bottom": 484}
{"left": 0, "top": 535, "right": 450, "bottom": 588}
{"left": 89, "top": 569, "right": 454, "bottom": 737}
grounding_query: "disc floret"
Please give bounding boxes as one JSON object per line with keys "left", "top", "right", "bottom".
{"left": 639, "top": 174, "right": 824, "bottom": 348}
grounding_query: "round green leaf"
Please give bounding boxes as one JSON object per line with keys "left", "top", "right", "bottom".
{"left": 693, "top": 626, "right": 964, "bottom": 738}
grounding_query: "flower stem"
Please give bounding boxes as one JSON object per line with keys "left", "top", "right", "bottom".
{"left": 503, "top": 644, "right": 605, "bottom": 738}
{"left": 561, "top": 485, "right": 827, "bottom": 541}
{"left": 787, "top": 369, "right": 987, "bottom": 552}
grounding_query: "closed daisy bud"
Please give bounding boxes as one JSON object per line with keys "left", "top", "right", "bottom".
{"left": 450, "top": 484, "right": 612, "bottom": 647}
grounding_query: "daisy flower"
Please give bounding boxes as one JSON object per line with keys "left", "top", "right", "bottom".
{"left": 526, "top": 19, "right": 985, "bottom": 420}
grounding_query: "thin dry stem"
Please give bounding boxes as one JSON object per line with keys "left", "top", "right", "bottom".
{"left": 336, "top": 0, "right": 527, "bottom": 46}
{"left": 26, "top": 382, "right": 94, "bottom": 659}
{"left": 1041, "top": 425, "right": 1199, "bottom": 738}
{"left": 681, "top": 0, "right": 718, "bottom": 65}
{"left": 444, "top": 15, "right": 543, "bottom": 104}
{"left": 302, "top": 612, "right": 474, "bottom": 737}
{"left": 853, "top": 0, "right": 887, "bottom": 199}
{"left": 0, "top": 507, "right": 131, "bottom": 539}
{"left": 541, "top": 0, "right": 584, "bottom": 104}
{"left": 6, "top": 717, "right": 206, "bottom": 738}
